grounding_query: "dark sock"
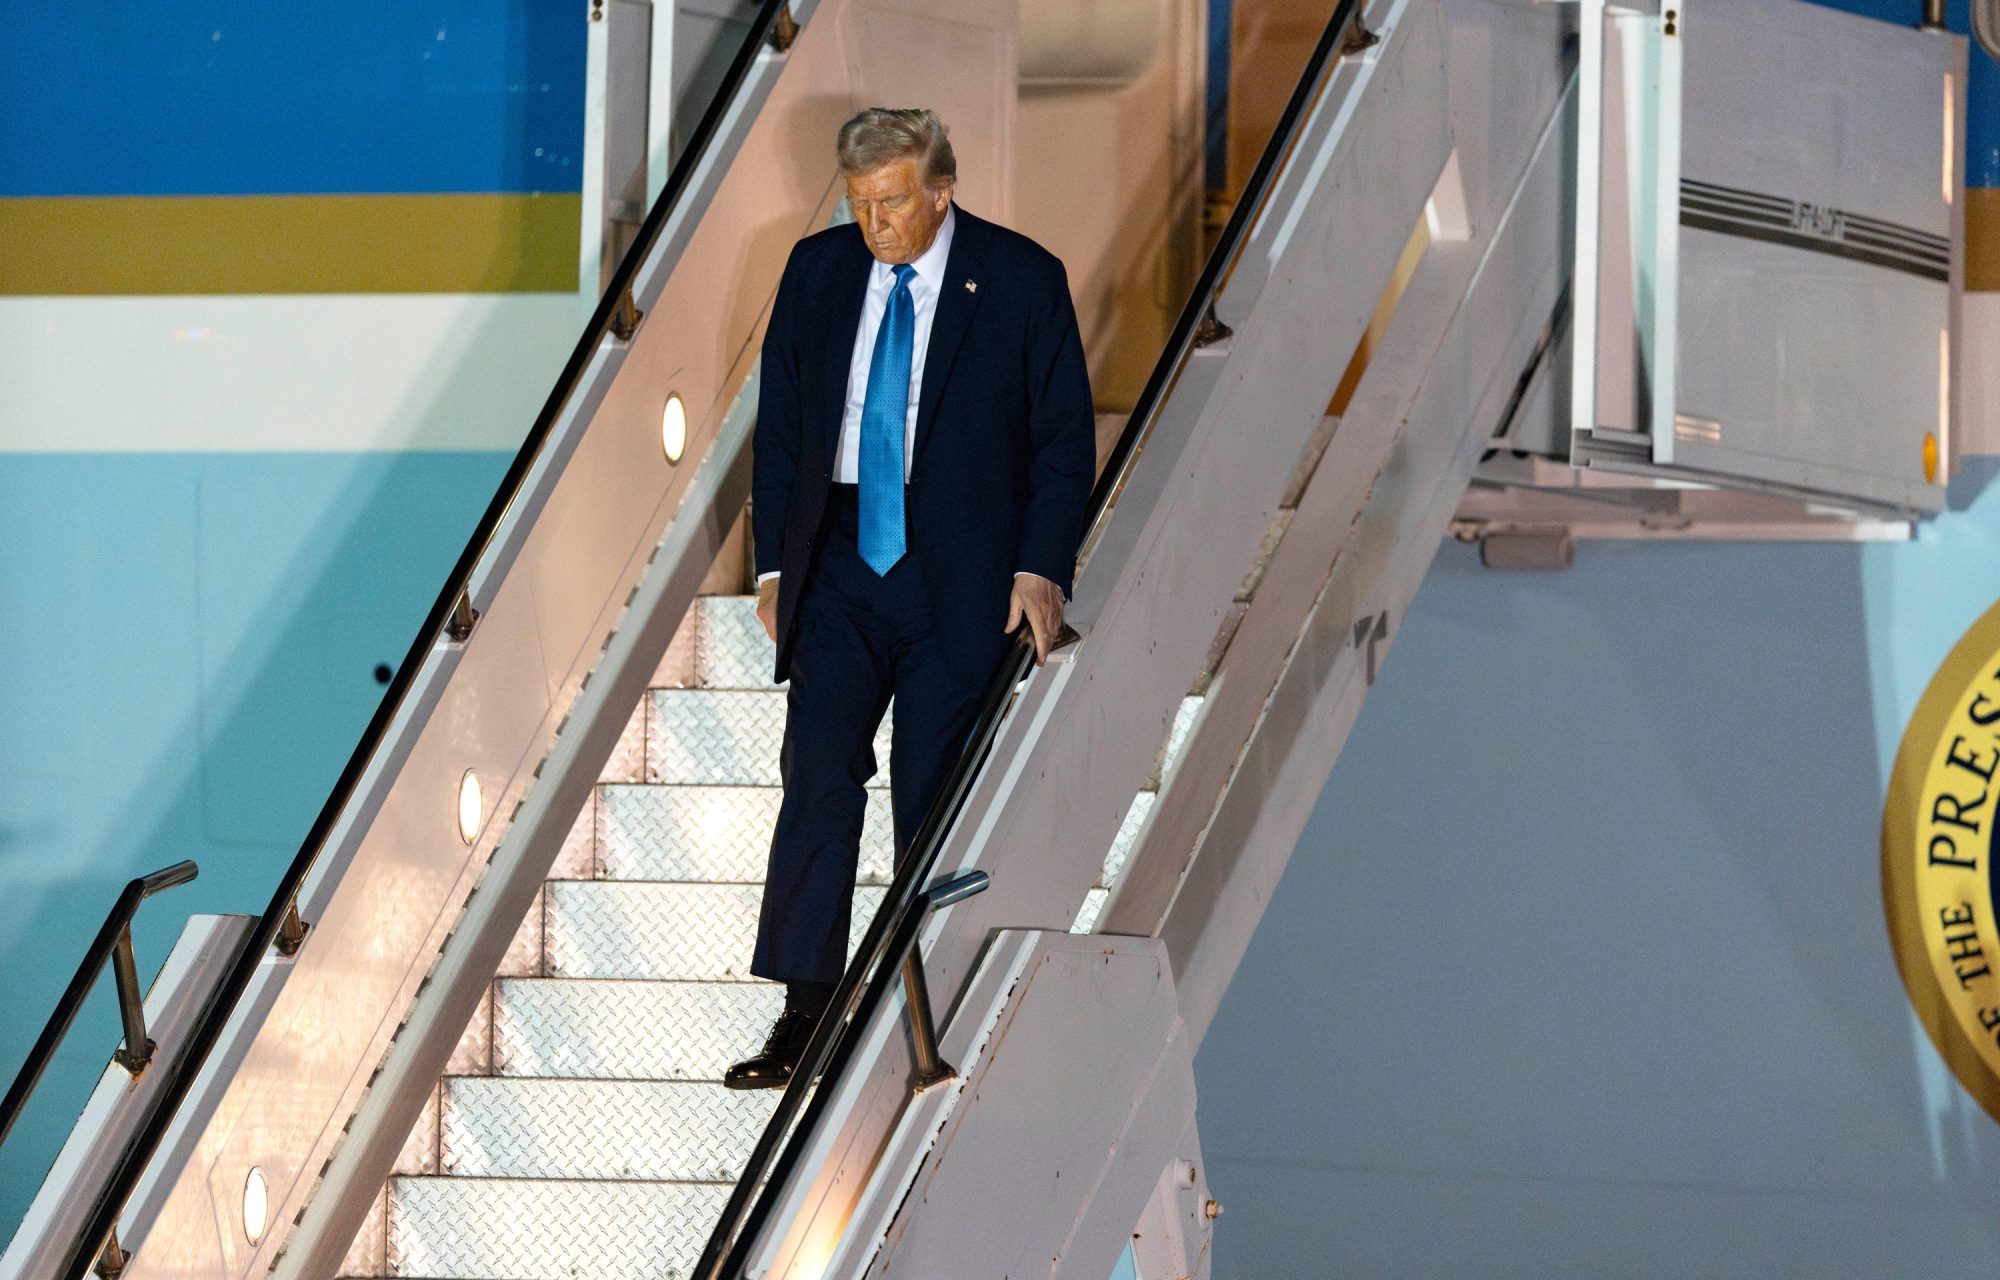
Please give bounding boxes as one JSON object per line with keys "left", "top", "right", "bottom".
{"left": 784, "top": 980, "right": 836, "bottom": 1022}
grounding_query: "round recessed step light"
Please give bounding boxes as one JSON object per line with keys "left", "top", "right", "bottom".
{"left": 662, "top": 392, "right": 687, "bottom": 464}
{"left": 458, "top": 769, "right": 483, "bottom": 844}
{"left": 243, "top": 1166, "right": 269, "bottom": 1245}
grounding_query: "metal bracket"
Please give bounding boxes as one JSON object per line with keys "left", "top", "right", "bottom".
{"left": 608, "top": 287, "right": 644, "bottom": 342}
{"left": 109, "top": 931, "right": 155, "bottom": 1077}
{"left": 444, "top": 590, "right": 480, "bottom": 643}
{"left": 1341, "top": 17, "right": 1380, "bottom": 57}
{"left": 769, "top": 3, "right": 800, "bottom": 52}
{"left": 1192, "top": 303, "right": 1233, "bottom": 348}
{"left": 1351, "top": 610, "right": 1390, "bottom": 686}
{"left": 274, "top": 900, "right": 311, "bottom": 957}
{"left": 92, "top": 1226, "right": 128, "bottom": 1278}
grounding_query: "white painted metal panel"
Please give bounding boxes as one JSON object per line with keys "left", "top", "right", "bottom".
{"left": 1573, "top": 0, "right": 1963, "bottom": 516}
{"left": 864, "top": 933, "right": 1193, "bottom": 1280}
{"left": 1667, "top": 0, "right": 1959, "bottom": 508}
{"left": 1104, "top": 0, "right": 1575, "bottom": 947}
{"left": 1124, "top": 1144, "right": 1215, "bottom": 1280}
{"left": 1156, "top": 46, "right": 1578, "bottom": 1045}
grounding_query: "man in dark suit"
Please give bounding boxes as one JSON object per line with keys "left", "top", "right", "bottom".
{"left": 726, "top": 108, "right": 1095, "bottom": 1088}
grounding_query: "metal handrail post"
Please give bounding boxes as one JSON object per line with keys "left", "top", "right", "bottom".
{"left": 108, "top": 930, "right": 154, "bottom": 1077}
{"left": 899, "top": 952, "right": 952, "bottom": 1092}
{"left": 897, "top": 870, "right": 990, "bottom": 1093}
{"left": 92, "top": 1225, "right": 127, "bottom": 1278}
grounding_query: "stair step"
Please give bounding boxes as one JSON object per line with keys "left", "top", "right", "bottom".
{"left": 439, "top": 1077, "right": 774, "bottom": 1180}
{"left": 648, "top": 689, "right": 892, "bottom": 788}
{"left": 493, "top": 978, "right": 781, "bottom": 1080}
{"left": 1154, "top": 694, "right": 1203, "bottom": 786}
{"left": 545, "top": 881, "right": 884, "bottom": 980}
{"left": 387, "top": 1175, "right": 728, "bottom": 1279}
{"left": 691, "top": 595, "right": 778, "bottom": 689}
{"left": 598, "top": 784, "right": 894, "bottom": 883}
{"left": 345, "top": 615, "right": 1198, "bottom": 1275}
{"left": 600, "top": 759, "right": 1151, "bottom": 889}
{"left": 1101, "top": 789, "right": 1152, "bottom": 890}
{"left": 1073, "top": 888, "right": 1110, "bottom": 933}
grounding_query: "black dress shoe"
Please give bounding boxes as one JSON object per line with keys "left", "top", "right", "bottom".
{"left": 724, "top": 1009, "right": 817, "bottom": 1091}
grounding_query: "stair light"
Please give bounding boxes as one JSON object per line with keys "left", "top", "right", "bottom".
{"left": 458, "top": 769, "right": 483, "bottom": 844}
{"left": 662, "top": 392, "right": 687, "bottom": 463}
{"left": 242, "top": 1166, "right": 268, "bottom": 1245}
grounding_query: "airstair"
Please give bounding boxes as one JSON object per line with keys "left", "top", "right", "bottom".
{"left": 323, "top": 597, "right": 1174, "bottom": 1279}
{"left": 0, "top": 0, "right": 1964, "bottom": 1277}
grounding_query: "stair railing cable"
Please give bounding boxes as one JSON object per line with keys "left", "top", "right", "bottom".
{"left": 691, "top": 1, "right": 1368, "bottom": 1275}
{"left": 8, "top": 6, "right": 800, "bottom": 1278}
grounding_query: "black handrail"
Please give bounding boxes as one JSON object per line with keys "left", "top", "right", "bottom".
{"left": 0, "top": 861, "right": 199, "bottom": 1152}
{"left": 691, "top": 0, "right": 1367, "bottom": 1274}
{"left": 22, "top": 6, "right": 798, "bottom": 1279}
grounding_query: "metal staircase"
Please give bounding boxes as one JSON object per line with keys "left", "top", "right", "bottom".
{"left": 3, "top": 0, "right": 1964, "bottom": 1277}
{"left": 334, "top": 597, "right": 1177, "bottom": 1279}
{"left": 0, "top": 0, "right": 1572, "bottom": 1272}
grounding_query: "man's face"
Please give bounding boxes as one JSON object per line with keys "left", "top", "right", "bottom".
{"left": 846, "top": 155, "right": 952, "bottom": 265}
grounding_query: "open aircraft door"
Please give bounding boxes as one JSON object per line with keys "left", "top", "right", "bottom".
{"left": 1569, "top": 0, "right": 1964, "bottom": 518}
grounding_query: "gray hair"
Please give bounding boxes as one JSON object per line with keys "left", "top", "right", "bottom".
{"left": 835, "top": 108, "right": 956, "bottom": 189}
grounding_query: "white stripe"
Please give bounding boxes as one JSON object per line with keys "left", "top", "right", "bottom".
{"left": 0, "top": 293, "right": 583, "bottom": 453}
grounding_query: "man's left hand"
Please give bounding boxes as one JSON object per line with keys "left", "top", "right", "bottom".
{"left": 1006, "top": 573, "right": 1066, "bottom": 665}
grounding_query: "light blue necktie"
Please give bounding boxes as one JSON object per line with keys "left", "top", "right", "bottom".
{"left": 857, "top": 263, "right": 916, "bottom": 575}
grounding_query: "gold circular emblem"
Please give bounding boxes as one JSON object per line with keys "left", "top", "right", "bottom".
{"left": 1885, "top": 597, "right": 2000, "bottom": 1119}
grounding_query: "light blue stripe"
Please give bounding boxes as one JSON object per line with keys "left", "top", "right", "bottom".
{"left": 0, "top": 449, "right": 512, "bottom": 1227}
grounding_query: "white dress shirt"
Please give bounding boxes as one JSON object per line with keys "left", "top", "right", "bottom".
{"left": 758, "top": 209, "right": 951, "bottom": 590}
{"left": 758, "top": 205, "right": 1057, "bottom": 598}
{"left": 832, "top": 203, "right": 954, "bottom": 484}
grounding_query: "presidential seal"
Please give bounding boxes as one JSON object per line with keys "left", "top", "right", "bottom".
{"left": 1885, "top": 598, "right": 2000, "bottom": 1120}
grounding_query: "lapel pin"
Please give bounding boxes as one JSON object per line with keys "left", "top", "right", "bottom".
{"left": 965, "top": 279, "right": 977, "bottom": 294}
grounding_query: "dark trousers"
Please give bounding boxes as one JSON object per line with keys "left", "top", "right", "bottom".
{"left": 750, "top": 486, "right": 989, "bottom": 986}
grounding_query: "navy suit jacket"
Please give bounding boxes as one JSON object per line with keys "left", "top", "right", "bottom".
{"left": 751, "top": 205, "right": 1096, "bottom": 684}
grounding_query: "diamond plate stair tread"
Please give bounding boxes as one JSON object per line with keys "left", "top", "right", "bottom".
{"left": 359, "top": 608, "right": 1194, "bottom": 1273}
{"left": 387, "top": 1175, "right": 729, "bottom": 1280}
{"left": 1102, "top": 790, "right": 1152, "bottom": 889}
{"left": 1072, "top": 887, "right": 1110, "bottom": 933}
{"left": 692, "top": 595, "right": 778, "bottom": 689}
{"left": 493, "top": 979, "right": 782, "bottom": 1080}
{"left": 1152, "top": 693, "right": 1204, "bottom": 786}
{"left": 599, "top": 780, "right": 1138, "bottom": 888}
{"left": 440, "top": 1077, "right": 776, "bottom": 1180}
{"left": 648, "top": 689, "right": 892, "bottom": 787}
{"left": 598, "top": 784, "right": 893, "bottom": 883}
{"left": 544, "top": 881, "right": 886, "bottom": 980}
